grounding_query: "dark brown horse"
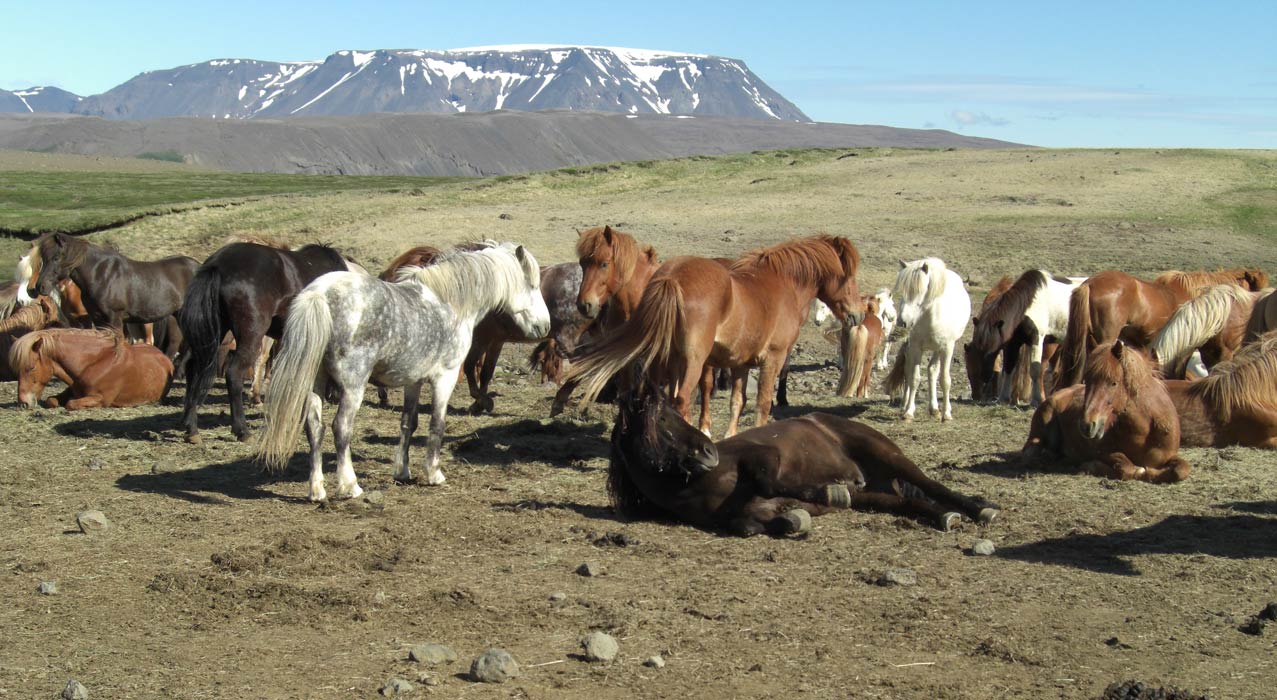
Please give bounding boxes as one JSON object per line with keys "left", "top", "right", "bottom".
{"left": 569, "top": 235, "right": 866, "bottom": 437}
{"left": 10, "top": 328, "right": 174, "bottom": 410}
{"left": 1165, "top": 330, "right": 1277, "bottom": 448}
{"left": 178, "top": 242, "right": 355, "bottom": 443}
{"left": 609, "top": 375, "right": 1000, "bottom": 536}
{"left": 1055, "top": 268, "right": 1267, "bottom": 389}
{"left": 1024, "top": 340, "right": 1190, "bottom": 483}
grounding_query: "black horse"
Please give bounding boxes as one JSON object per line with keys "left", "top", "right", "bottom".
{"left": 177, "top": 242, "right": 353, "bottom": 443}
{"left": 610, "top": 375, "right": 1000, "bottom": 536}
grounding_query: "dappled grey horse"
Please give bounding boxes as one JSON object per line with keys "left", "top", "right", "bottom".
{"left": 255, "top": 241, "right": 551, "bottom": 501}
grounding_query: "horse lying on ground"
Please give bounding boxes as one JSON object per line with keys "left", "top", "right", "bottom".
{"left": 609, "top": 374, "right": 1000, "bottom": 536}
{"left": 1023, "top": 340, "right": 1190, "bottom": 483}
{"left": 0, "top": 297, "right": 62, "bottom": 381}
{"left": 1164, "top": 330, "right": 1277, "bottom": 449}
{"left": 883, "top": 257, "right": 971, "bottom": 421}
{"left": 10, "top": 328, "right": 174, "bottom": 410}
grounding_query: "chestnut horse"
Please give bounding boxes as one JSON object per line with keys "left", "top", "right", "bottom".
{"left": 10, "top": 328, "right": 174, "bottom": 410}
{"left": 574, "top": 225, "right": 661, "bottom": 324}
{"left": 1164, "top": 330, "right": 1277, "bottom": 449}
{"left": 1150, "top": 284, "right": 1274, "bottom": 378}
{"left": 609, "top": 374, "right": 1000, "bottom": 536}
{"left": 0, "top": 296, "right": 61, "bottom": 381}
{"left": 569, "top": 235, "right": 865, "bottom": 437}
{"left": 1055, "top": 267, "right": 1267, "bottom": 390}
{"left": 836, "top": 295, "right": 884, "bottom": 398}
{"left": 1023, "top": 340, "right": 1190, "bottom": 483}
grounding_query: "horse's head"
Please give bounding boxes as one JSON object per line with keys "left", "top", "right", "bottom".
{"left": 874, "top": 289, "right": 897, "bottom": 333}
{"left": 1081, "top": 340, "right": 1154, "bottom": 440}
{"left": 814, "top": 237, "right": 867, "bottom": 326}
{"left": 576, "top": 225, "right": 631, "bottom": 319}
{"left": 11, "top": 333, "right": 55, "bottom": 408}
{"left": 613, "top": 371, "right": 719, "bottom": 480}
{"left": 33, "top": 233, "right": 74, "bottom": 297}
{"left": 503, "top": 243, "right": 551, "bottom": 340}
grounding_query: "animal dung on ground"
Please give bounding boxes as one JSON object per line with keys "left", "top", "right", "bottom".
{"left": 76, "top": 510, "right": 111, "bottom": 534}
{"left": 644, "top": 655, "right": 666, "bottom": 669}
{"left": 549, "top": 591, "right": 567, "bottom": 602}
{"left": 580, "top": 631, "right": 619, "bottom": 662}
{"left": 470, "top": 648, "right": 520, "bottom": 683}
{"left": 408, "top": 643, "right": 457, "bottom": 665}
{"left": 876, "top": 568, "right": 918, "bottom": 587}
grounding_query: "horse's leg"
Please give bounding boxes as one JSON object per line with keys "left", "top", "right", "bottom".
{"left": 877, "top": 339, "right": 892, "bottom": 371}
{"left": 901, "top": 343, "right": 923, "bottom": 421}
{"left": 144, "top": 322, "right": 155, "bottom": 346}
{"left": 331, "top": 386, "right": 365, "bottom": 500}
{"left": 939, "top": 341, "right": 955, "bottom": 421}
{"left": 422, "top": 366, "right": 461, "bottom": 486}
{"left": 303, "top": 391, "right": 327, "bottom": 502}
{"left": 752, "top": 354, "right": 783, "bottom": 429}
{"left": 775, "top": 353, "right": 791, "bottom": 407}
{"left": 850, "top": 491, "right": 964, "bottom": 531}
{"left": 227, "top": 330, "right": 264, "bottom": 442}
{"left": 724, "top": 367, "right": 749, "bottom": 438}
{"left": 250, "top": 336, "right": 274, "bottom": 405}
{"left": 464, "top": 339, "right": 492, "bottom": 415}
{"left": 927, "top": 351, "right": 942, "bottom": 418}
{"left": 393, "top": 381, "right": 423, "bottom": 483}
{"left": 1028, "top": 335, "right": 1046, "bottom": 408}
{"left": 474, "top": 339, "right": 503, "bottom": 414}
{"left": 697, "top": 365, "right": 714, "bottom": 436}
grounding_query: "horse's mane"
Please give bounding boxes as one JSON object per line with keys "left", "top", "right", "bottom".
{"left": 381, "top": 246, "right": 443, "bottom": 280}
{"left": 1187, "top": 330, "right": 1277, "bottom": 422}
{"left": 576, "top": 226, "right": 648, "bottom": 286}
{"left": 972, "top": 270, "right": 1048, "bottom": 351}
{"left": 0, "top": 296, "right": 58, "bottom": 333}
{"left": 1155, "top": 268, "right": 1264, "bottom": 295}
{"left": 1084, "top": 342, "right": 1174, "bottom": 432}
{"left": 225, "top": 234, "right": 290, "bottom": 250}
{"left": 8, "top": 327, "right": 120, "bottom": 370}
{"left": 730, "top": 234, "right": 857, "bottom": 286}
{"left": 400, "top": 241, "right": 535, "bottom": 320}
{"left": 978, "top": 276, "right": 1015, "bottom": 315}
{"left": 893, "top": 257, "right": 949, "bottom": 305}
{"left": 1151, "top": 284, "right": 1268, "bottom": 372}
{"left": 0, "top": 282, "right": 18, "bottom": 319}
{"left": 39, "top": 233, "right": 92, "bottom": 274}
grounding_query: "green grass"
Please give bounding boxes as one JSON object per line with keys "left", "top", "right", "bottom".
{"left": 136, "top": 150, "right": 186, "bottom": 163}
{"left": 0, "top": 170, "right": 465, "bottom": 235}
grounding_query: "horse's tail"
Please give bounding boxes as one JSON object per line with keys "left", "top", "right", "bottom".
{"left": 882, "top": 339, "right": 909, "bottom": 398}
{"left": 527, "top": 339, "right": 565, "bottom": 383}
{"left": 255, "top": 290, "right": 332, "bottom": 471}
{"left": 1010, "top": 344, "right": 1033, "bottom": 404}
{"left": 1150, "top": 290, "right": 1235, "bottom": 377}
{"left": 177, "top": 267, "right": 224, "bottom": 402}
{"left": 566, "top": 277, "right": 684, "bottom": 402}
{"left": 1055, "top": 284, "right": 1091, "bottom": 390}
{"left": 837, "top": 324, "right": 871, "bottom": 397}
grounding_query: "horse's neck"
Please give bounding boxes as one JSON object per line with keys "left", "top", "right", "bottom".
{"left": 618, "top": 258, "right": 660, "bottom": 317}
{"left": 49, "top": 340, "right": 115, "bottom": 377}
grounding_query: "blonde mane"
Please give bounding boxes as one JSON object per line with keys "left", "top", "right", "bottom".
{"left": 1156, "top": 267, "right": 1266, "bottom": 295}
{"left": 8, "top": 327, "right": 121, "bottom": 371}
{"left": 1188, "top": 330, "right": 1277, "bottom": 422}
{"left": 576, "top": 226, "right": 645, "bottom": 287}
{"left": 398, "top": 241, "right": 537, "bottom": 321}
{"left": 893, "top": 257, "right": 949, "bottom": 306}
{"left": 1151, "top": 285, "right": 1271, "bottom": 371}
{"left": 730, "top": 234, "right": 856, "bottom": 287}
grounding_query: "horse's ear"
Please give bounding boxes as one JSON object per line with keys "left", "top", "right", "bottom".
{"left": 576, "top": 228, "right": 584, "bottom": 237}
{"left": 898, "top": 259, "right": 907, "bottom": 269}
{"left": 515, "top": 245, "right": 528, "bottom": 263}
{"left": 1111, "top": 340, "right": 1125, "bottom": 359}
{"left": 994, "top": 319, "right": 1004, "bottom": 330}
{"left": 644, "top": 246, "right": 657, "bottom": 263}
{"left": 920, "top": 263, "right": 929, "bottom": 274}
{"left": 602, "top": 226, "right": 614, "bottom": 244}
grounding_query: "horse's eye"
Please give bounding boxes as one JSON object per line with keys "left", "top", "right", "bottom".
{"left": 600, "top": 262, "right": 609, "bottom": 270}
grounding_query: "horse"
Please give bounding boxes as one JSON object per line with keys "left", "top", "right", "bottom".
{"left": 255, "top": 241, "right": 550, "bottom": 502}
{"left": 177, "top": 242, "right": 357, "bottom": 443}
{"left": 1150, "top": 284, "right": 1274, "bottom": 378}
{"left": 33, "top": 232, "right": 199, "bottom": 333}
{"left": 608, "top": 373, "right": 1000, "bottom": 536}
{"left": 0, "top": 296, "right": 62, "bottom": 381}
{"left": 817, "top": 288, "right": 897, "bottom": 371}
{"left": 567, "top": 234, "right": 866, "bottom": 438}
{"left": 16, "top": 245, "right": 93, "bottom": 328}
{"left": 836, "top": 295, "right": 884, "bottom": 398}
{"left": 882, "top": 258, "right": 970, "bottom": 422}
{"left": 1055, "top": 268, "right": 1266, "bottom": 390}
{"left": 965, "top": 269, "right": 1085, "bottom": 407}
{"left": 1163, "top": 330, "right": 1277, "bottom": 449}
{"left": 1246, "top": 290, "right": 1277, "bottom": 342}
{"left": 10, "top": 328, "right": 174, "bottom": 410}
{"left": 1022, "top": 340, "right": 1190, "bottom": 483}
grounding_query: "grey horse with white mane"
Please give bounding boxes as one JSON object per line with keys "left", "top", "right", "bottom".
{"left": 255, "top": 241, "right": 551, "bottom": 501}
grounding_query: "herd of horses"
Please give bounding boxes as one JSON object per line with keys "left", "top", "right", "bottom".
{"left": 4, "top": 226, "right": 1276, "bottom": 537}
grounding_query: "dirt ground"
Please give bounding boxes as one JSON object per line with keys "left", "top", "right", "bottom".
{"left": 1, "top": 148, "right": 1276, "bottom": 699}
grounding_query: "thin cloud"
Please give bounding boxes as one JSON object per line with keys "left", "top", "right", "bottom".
{"left": 951, "top": 110, "right": 1009, "bottom": 127}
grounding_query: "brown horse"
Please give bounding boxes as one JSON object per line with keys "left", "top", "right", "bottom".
{"left": 609, "top": 374, "right": 1000, "bottom": 536}
{"left": 836, "top": 296, "right": 884, "bottom": 398}
{"left": 1164, "top": 330, "right": 1277, "bottom": 448}
{"left": 0, "top": 296, "right": 62, "bottom": 381}
{"left": 569, "top": 235, "right": 865, "bottom": 437}
{"left": 1150, "top": 285, "right": 1274, "bottom": 378}
{"left": 10, "top": 328, "right": 174, "bottom": 410}
{"left": 1054, "top": 268, "right": 1264, "bottom": 390}
{"left": 574, "top": 225, "right": 661, "bottom": 324}
{"left": 1024, "top": 340, "right": 1190, "bottom": 483}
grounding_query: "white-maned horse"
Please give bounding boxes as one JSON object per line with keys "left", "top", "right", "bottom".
{"left": 884, "top": 258, "right": 970, "bottom": 421}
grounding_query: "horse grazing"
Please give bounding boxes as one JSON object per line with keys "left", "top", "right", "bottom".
{"left": 178, "top": 242, "right": 357, "bottom": 443}
{"left": 10, "top": 328, "right": 174, "bottom": 410}
{"left": 1055, "top": 268, "right": 1265, "bottom": 390}
{"left": 255, "top": 242, "right": 550, "bottom": 502}
{"left": 836, "top": 296, "right": 884, "bottom": 398}
{"left": 568, "top": 235, "right": 865, "bottom": 437}
{"left": 1163, "top": 330, "right": 1277, "bottom": 449}
{"left": 0, "top": 296, "right": 62, "bottom": 381}
{"left": 965, "top": 269, "right": 1084, "bottom": 407}
{"left": 609, "top": 375, "right": 1000, "bottom": 536}
{"left": 1150, "top": 284, "right": 1274, "bottom": 378}
{"left": 1023, "top": 340, "right": 1190, "bottom": 483}
{"left": 882, "top": 258, "right": 971, "bottom": 422}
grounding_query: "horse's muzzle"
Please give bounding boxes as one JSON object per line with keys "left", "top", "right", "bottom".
{"left": 1081, "top": 418, "right": 1107, "bottom": 441}
{"left": 577, "top": 299, "right": 600, "bottom": 319}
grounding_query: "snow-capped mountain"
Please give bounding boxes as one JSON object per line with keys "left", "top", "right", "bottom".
{"left": 70, "top": 46, "right": 809, "bottom": 121}
{"left": 0, "top": 86, "right": 82, "bottom": 114}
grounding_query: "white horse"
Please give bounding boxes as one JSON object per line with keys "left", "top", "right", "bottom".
{"left": 815, "top": 289, "right": 896, "bottom": 370}
{"left": 884, "top": 258, "right": 970, "bottom": 421}
{"left": 255, "top": 241, "right": 551, "bottom": 502}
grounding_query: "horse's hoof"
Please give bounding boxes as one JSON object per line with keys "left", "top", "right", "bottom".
{"left": 977, "top": 508, "right": 999, "bottom": 525}
{"left": 930, "top": 408, "right": 941, "bottom": 418}
{"left": 185, "top": 433, "right": 202, "bottom": 445}
{"left": 939, "top": 512, "right": 961, "bottom": 531}
{"left": 778, "top": 509, "right": 812, "bottom": 536}
{"left": 902, "top": 414, "right": 914, "bottom": 423}
{"left": 942, "top": 413, "right": 953, "bottom": 423}
{"left": 235, "top": 433, "right": 252, "bottom": 443}
{"left": 822, "top": 484, "right": 852, "bottom": 509}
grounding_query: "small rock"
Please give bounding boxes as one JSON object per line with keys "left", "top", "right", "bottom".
{"left": 373, "top": 590, "right": 387, "bottom": 605}
{"left": 363, "top": 491, "right": 386, "bottom": 507}
{"left": 76, "top": 510, "right": 111, "bottom": 534}
{"left": 549, "top": 591, "right": 567, "bottom": 602}
{"left": 86, "top": 458, "right": 104, "bottom": 470}
{"left": 643, "top": 655, "right": 665, "bottom": 669}
{"left": 498, "top": 213, "right": 513, "bottom": 220}
{"left": 971, "top": 539, "right": 996, "bottom": 556}
{"left": 415, "top": 673, "right": 440, "bottom": 686}
{"left": 379, "top": 677, "right": 413, "bottom": 696}
{"left": 876, "top": 568, "right": 917, "bottom": 587}
{"left": 37, "top": 581, "right": 58, "bottom": 595}
{"left": 581, "top": 631, "right": 619, "bottom": 662}
{"left": 470, "top": 648, "right": 519, "bottom": 683}
{"left": 576, "top": 562, "right": 602, "bottom": 577}
{"left": 61, "top": 680, "right": 88, "bottom": 700}
{"left": 1118, "top": 221, "right": 1134, "bottom": 230}
{"left": 409, "top": 643, "right": 457, "bottom": 665}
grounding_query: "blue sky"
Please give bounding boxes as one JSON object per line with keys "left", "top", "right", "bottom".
{"left": 3, "top": 1, "right": 1274, "bottom": 147}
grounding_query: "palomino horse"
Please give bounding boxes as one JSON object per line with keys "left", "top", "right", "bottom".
{"left": 255, "top": 242, "right": 550, "bottom": 502}
{"left": 568, "top": 235, "right": 865, "bottom": 437}
{"left": 1023, "top": 340, "right": 1190, "bottom": 483}
{"left": 835, "top": 295, "right": 884, "bottom": 398}
{"left": 883, "top": 258, "right": 971, "bottom": 422}
{"left": 965, "top": 269, "right": 1084, "bottom": 407}
{"left": 1054, "top": 267, "right": 1267, "bottom": 390}
{"left": 178, "top": 242, "right": 356, "bottom": 443}
{"left": 1150, "top": 284, "right": 1275, "bottom": 378}
{"left": 609, "top": 374, "right": 1000, "bottom": 536}
{"left": 1164, "top": 330, "right": 1277, "bottom": 448}
{"left": 10, "top": 328, "right": 174, "bottom": 409}
{"left": 0, "top": 296, "right": 61, "bottom": 381}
